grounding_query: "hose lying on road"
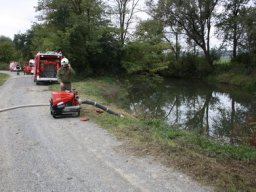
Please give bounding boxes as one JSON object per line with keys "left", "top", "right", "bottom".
{"left": 79, "top": 99, "right": 123, "bottom": 117}
{"left": 0, "top": 101, "right": 123, "bottom": 117}
{"left": 0, "top": 104, "right": 50, "bottom": 113}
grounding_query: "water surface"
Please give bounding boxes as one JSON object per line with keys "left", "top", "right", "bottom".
{"left": 121, "top": 76, "right": 256, "bottom": 146}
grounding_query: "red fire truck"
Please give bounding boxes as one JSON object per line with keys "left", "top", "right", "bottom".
{"left": 34, "top": 51, "right": 63, "bottom": 84}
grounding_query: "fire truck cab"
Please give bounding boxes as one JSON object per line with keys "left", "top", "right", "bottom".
{"left": 34, "top": 51, "right": 63, "bottom": 84}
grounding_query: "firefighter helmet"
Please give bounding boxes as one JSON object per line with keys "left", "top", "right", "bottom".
{"left": 61, "top": 58, "right": 69, "bottom": 66}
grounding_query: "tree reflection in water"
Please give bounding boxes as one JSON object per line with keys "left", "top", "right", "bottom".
{"left": 124, "top": 76, "right": 256, "bottom": 146}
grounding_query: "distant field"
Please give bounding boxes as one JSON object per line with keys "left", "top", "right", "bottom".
{"left": 214, "top": 56, "right": 231, "bottom": 65}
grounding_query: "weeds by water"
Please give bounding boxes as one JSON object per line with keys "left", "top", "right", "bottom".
{"left": 50, "top": 77, "right": 256, "bottom": 192}
{"left": 208, "top": 72, "right": 256, "bottom": 92}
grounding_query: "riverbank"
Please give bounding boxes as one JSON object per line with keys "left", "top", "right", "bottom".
{"left": 208, "top": 70, "right": 256, "bottom": 92}
{"left": 50, "top": 77, "right": 256, "bottom": 192}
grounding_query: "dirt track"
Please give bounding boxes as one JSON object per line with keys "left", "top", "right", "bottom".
{"left": 0, "top": 71, "right": 213, "bottom": 192}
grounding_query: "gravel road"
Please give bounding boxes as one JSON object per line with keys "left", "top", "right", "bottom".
{"left": 0, "top": 71, "right": 213, "bottom": 192}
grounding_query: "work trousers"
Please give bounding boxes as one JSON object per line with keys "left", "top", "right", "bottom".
{"left": 61, "top": 82, "right": 71, "bottom": 91}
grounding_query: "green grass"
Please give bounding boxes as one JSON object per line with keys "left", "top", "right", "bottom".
{"left": 0, "top": 73, "right": 10, "bottom": 86}
{"left": 208, "top": 62, "right": 256, "bottom": 92}
{"left": 212, "top": 72, "right": 256, "bottom": 91}
{"left": 90, "top": 114, "right": 256, "bottom": 161}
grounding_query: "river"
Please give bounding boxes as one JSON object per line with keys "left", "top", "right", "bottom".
{"left": 118, "top": 75, "right": 256, "bottom": 147}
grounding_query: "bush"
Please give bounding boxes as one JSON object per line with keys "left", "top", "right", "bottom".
{"left": 232, "top": 53, "right": 251, "bottom": 66}
{"left": 230, "top": 53, "right": 253, "bottom": 74}
{"left": 167, "top": 53, "right": 210, "bottom": 78}
{"left": 0, "top": 62, "right": 9, "bottom": 70}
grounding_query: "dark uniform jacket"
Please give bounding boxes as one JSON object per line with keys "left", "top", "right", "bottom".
{"left": 57, "top": 67, "right": 75, "bottom": 83}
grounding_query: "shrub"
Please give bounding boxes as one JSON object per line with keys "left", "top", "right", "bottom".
{"left": 0, "top": 62, "right": 9, "bottom": 70}
{"left": 167, "top": 53, "right": 210, "bottom": 78}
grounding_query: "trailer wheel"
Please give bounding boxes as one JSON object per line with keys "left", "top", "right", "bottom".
{"left": 50, "top": 109, "right": 57, "bottom": 118}
{"left": 72, "top": 110, "right": 80, "bottom": 117}
{"left": 51, "top": 112, "right": 58, "bottom": 118}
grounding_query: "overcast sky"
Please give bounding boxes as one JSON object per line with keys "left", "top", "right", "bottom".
{"left": 0, "top": 0, "right": 221, "bottom": 47}
{"left": 0, "top": 0, "right": 38, "bottom": 39}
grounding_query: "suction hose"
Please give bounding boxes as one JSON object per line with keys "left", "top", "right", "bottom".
{"left": 79, "top": 99, "right": 123, "bottom": 117}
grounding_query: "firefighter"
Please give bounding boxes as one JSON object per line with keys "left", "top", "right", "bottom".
{"left": 16, "top": 63, "right": 21, "bottom": 75}
{"left": 57, "top": 58, "right": 75, "bottom": 91}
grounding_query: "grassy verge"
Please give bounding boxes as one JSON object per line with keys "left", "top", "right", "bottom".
{"left": 50, "top": 77, "right": 256, "bottom": 192}
{"left": 0, "top": 73, "right": 10, "bottom": 86}
{"left": 208, "top": 69, "right": 256, "bottom": 92}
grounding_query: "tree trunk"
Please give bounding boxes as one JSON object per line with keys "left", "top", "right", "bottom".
{"left": 233, "top": 25, "right": 237, "bottom": 58}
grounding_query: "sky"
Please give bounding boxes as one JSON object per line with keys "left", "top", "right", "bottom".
{"left": 0, "top": 0, "right": 221, "bottom": 47}
{"left": 0, "top": 0, "right": 38, "bottom": 40}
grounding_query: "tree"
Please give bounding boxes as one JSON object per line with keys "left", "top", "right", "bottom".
{"left": 216, "top": 0, "right": 250, "bottom": 58}
{"left": 13, "top": 30, "right": 35, "bottom": 60}
{"left": 152, "top": 0, "right": 220, "bottom": 68}
{"left": 0, "top": 36, "right": 17, "bottom": 63}
{"left": 216, "top": 2, "right": 256, "bottom": 68}
{"left": 108, "top": 0, "right": 140, "bottom": 46}
{"left": 122, "top": 41, "right": 169, "bottom": 74}
{"left": 90, "top": 30, "right": 122, "bottom": 75}
{"left": 242, "top": 6, "right": 256, "bottom": 66}
{"left": 35, "top": 0, "right": 121, "bottom": 75}
{"left": 121, "top": 19, "right": 170, "bottom": 74}
{"left": 146, "top": 0, "right": 182, "bottom": 60}
{"left": 134, "top": 19, "right": 165, "bottom": 44}
{"left": 27, "top": 23, "right": 65, "bottom": 54}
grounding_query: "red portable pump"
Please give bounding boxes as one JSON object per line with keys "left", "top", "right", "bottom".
{"left": 50, "top": 90, "right": 80, "bottom": 118}
{"left": 50, "top": 89, "right": 122, "bottom": 118}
